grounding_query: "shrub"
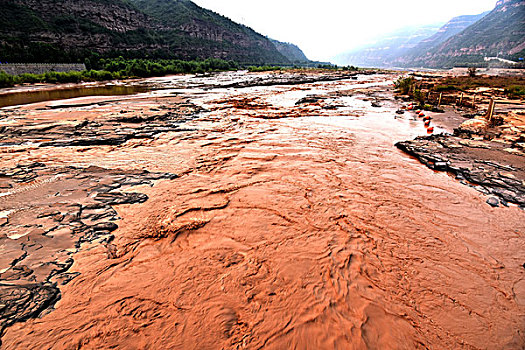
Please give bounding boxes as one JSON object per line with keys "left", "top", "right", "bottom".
{"left": 82, "top": 70, "right": 116, "bottom": 81}
{"left": 15, "top": 73, "right": 42, "bottom": 84}
{"left": 43, "top": 71, "right": 59, "bottom": 84}
{"left": 0, "top": 70, "right": 15, "bottom": 88}
{"left": 505, "top": 85, "right": 525, "bottom": 99}
{"left": 56, "top": 71, "right": 83, "bottom": 83}
{"left": 435, "top": 84, "right": 460, "bottom": 92}
{"left": 248, "top": 65, "right": 282, "bottom": 72}
{"left": 413, "top": 89, "right": 426, "bottom": 105}
{"left": 394, "top": 77, "right": 415, "bottom": 95}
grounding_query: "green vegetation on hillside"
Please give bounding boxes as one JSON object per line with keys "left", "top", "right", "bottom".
{"left": 126, "top": 0, "right": 289, "bottom": 64}
{"left": 0, "top": 0, "right": 292, "bottom": 65}
{"left": 269, "top": 39, "right": 309, "bottom": 63}
{"left": 405, "top": 0, "right": 525, "bottom": 68}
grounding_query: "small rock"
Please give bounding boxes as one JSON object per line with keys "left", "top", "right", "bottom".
{"left": 0, "top": 217, "right": 7, "bottom": 226}
{"left": 92, "top": 222, "right": 119, "bottom": 232}
{"left": 0, "top": 181, "right": 12, "bottom": 189}
{"left": 37, "top": 210, "right": 61, "bottom": 218}
{"left": 434, "top": 162, "right": 448, "bottom": 170}
{"left": 395, "top": 110, "right": 405, "bottom": 115}
{"left": 486, "top": 197, "right": 499, "bottom": 207}
{"left": 106, "top": 244, "right": 118, "bottom": 259}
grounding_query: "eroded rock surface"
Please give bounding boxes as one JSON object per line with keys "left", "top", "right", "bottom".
{"left": 0, "top": 162, "right": 177, "bottom": 335}
{"left": 396, "top": 134, "right": 525, "bottom": 207}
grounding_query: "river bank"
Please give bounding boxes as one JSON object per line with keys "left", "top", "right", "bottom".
{"left": 393, "top": 71, "right": 525, "bottom": 208}
{"left": 0, "top": 70, "right": 523, "bottom": 349}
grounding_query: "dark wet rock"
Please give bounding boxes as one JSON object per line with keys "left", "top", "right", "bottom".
{"left": 37, "top": 210, "right": 61, "bottom": 219}
{"left": 295, "top": 96, "right": 325, "bottom": 105}
{"left": 94, "top": 192, "right": 148, "bottom": 205}
{"left": 55, "top": 272, "right": 81, "bottom": 286}
{"left": 1, "top": 165, "right": 39, "bottom": 183}
{"left": 396, "top": 110, "right": 405, "bottom": 114}
{"left": 0, "top": 283, "right": 60, "bottom": 336}
{"left": 114, "top": 115, "right": 148, "bottom": 123}
{"left": 81, "top": 206, "right": 118, "bottom": 222}
{"left": 106, "top": 244, "right": 119, "bottom": 259}
{"left": 0, "top": 103, "right": 202, "bottom": 148}
{"left": 0, "top": 266, "right": 33, "bottom": 281}
{"left": 0, "top": 163, "right": 179, "bottom": 335}
{"left": 220, "top": 72, "right": 365, "bottom": 90}
{"left": 434, "top": 162, "right": 448, "bottom": 170}
{"left": 396, "top": 134, "right": 525, "bottom": 207}
{"left": 91, "top": 222, "right": 119, "bottom": 232}
{"left": 486, "top": 197, "right": 499, "bottom": 207}
{"left": 40, "top": 136, "right": 130, "bottom": 147}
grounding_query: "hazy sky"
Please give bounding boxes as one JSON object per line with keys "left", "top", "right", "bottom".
{"left": 192, "top": 0, "right": 497, "bottom": 61}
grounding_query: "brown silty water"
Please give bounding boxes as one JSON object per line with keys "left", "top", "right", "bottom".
{"left": 0, "top": 72, "right": 524, "bottom": 349}
{"left": 0, "top": 85, "right": 149, "bottom": 108}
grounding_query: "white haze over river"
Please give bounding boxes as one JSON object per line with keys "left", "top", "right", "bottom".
{"left": 193, "top": 0, "right": 497, "bottom": 62}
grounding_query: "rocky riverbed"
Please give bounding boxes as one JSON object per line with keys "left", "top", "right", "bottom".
{"left": 0, "top": 70, "right": 523, "bottom": 349}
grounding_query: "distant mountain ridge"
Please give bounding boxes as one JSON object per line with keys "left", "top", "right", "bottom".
{"left": 0, "top": 0, "right": 302, "bottom": 65}
{"left": 400, "top": 0, "right": 525, "bottom": 67}
{"left": 333, "top": 23, "right": 444, "bottom": 67}
{"left": 408, "top": 12, "right": 489, "bottom": 54}
{"left": 335, "top": 0, "right": 524, "bottom": 68}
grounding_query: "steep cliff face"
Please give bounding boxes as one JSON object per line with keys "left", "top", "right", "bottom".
{"left": 270, "top": 39, "right": 309, "bottom": 63}
{"left": 0, "top": 0, "right": 290, "bottom": 64}
{"left": 0, "top": 0, "right": 154, "bottom": 62}
{"left": 129, "top": 0, "right": 289, "bottom": 64}
{"left": 401, "top": 0, "right": 525, "bottom": 67}
{"left": 11, "top": 0, "right": 157, "bottom": 32}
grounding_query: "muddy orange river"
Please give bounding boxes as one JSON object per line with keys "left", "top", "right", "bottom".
{"left": 0, "top": 72, "right": 524, "bottom": 349}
